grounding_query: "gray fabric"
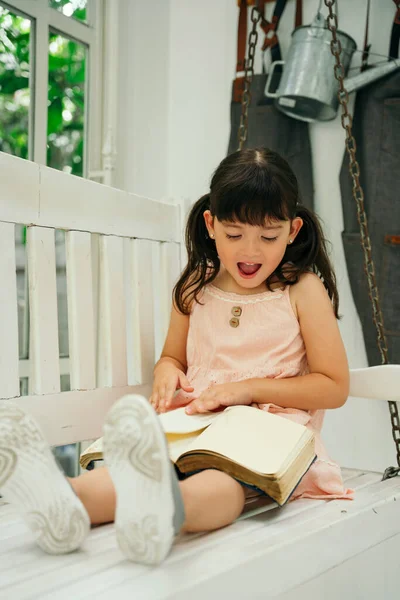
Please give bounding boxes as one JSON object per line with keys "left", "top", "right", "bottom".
{"left": 170, "top": 463, "right": 185, "bottom": 535}
{"left": 228, "top": 73, "right": 314, "bottom": 211}
{"left": 339, "top": 69, "right": 400, "bottom": 365}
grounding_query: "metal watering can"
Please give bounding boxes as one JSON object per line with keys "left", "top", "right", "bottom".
{"left": 265, "top": 12, "right": 400, "bottom": 122}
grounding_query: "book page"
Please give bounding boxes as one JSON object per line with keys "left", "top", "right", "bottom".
{"left": 81, "top": 437, "right": 103, "bottom": 456}
{"left": 166, "top": 432, "right": 200, "bottom": 462}
{"left": 80, "top": 428, "right": 202, "bottom": 464}
{"left": 182, "top": 406, "right": 312, "bottom": 476}
{"left": 79, "top": 410, "right": 216, "bottom": 463}
{"left": 159, "top": 407, "right": 220, "bottom": 434}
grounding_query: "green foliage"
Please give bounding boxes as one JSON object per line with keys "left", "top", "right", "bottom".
{"left": 47, "top": 32, "right": 86, "bottom": 176}
{"left": 48, "top": 0, "right": 87, "bottom": 23}
{"left": 0, "top": 4, "right": 86, "bottom": 176}
{"left": 0, "top": 9, "right": 29, "bottom": 159}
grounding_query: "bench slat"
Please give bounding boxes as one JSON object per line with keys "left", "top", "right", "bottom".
{"left": 160, "top": 241, "right": 181, "bottom": 339}
{"left": 66, "top": 231, "right": 96, "bottom": 390}
{"left": 349, "top": 365, "right": 400, "bottom": 402}
{"left": 27, "top": 226, "right": 60, "bottom": 394}
{"left": 98, "top": 235, "right": 128, "bottom": 387}
{"left": 152, "top": 242, "right": 181, "bottom": 360}
{"left": 127, "top": 238, "right": 156, "bottom": 385}
{"left": 0, "top": 153, "right": 179, "bottom": 243}
{"left": 0, "top": 222, "right": 19, "bottom": 399}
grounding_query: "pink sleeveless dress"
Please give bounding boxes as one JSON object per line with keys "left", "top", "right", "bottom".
{"left": 175, "top": 284, "right": 354, "bottom": 501}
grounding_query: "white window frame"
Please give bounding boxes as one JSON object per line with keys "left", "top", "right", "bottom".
{"left": 1, "top": 0, "right": 106, "bottom": 179}
{"left": 1, "top": 0, "right": 120, "bottom": 400}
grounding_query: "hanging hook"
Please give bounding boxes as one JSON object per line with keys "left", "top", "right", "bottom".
{"left": 313, "top": 0, "right": 325, "bottom": 28}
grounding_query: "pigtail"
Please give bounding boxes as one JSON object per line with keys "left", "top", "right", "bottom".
{"left": 279, "top": 205, "right": 339, "bottom": 318}
{"left": 173, "top": 194, "right": 220, "bottom": 314}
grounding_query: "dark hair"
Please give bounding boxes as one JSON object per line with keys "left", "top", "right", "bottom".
{"left": 174, "top": 147, "right": 339, "bottom": 317}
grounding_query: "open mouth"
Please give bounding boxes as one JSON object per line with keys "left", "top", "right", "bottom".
{"left": 237, "top": 262, "right": 262, "bottom": 278}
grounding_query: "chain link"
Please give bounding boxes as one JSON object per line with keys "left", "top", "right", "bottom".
{"left": 238, "top": 6, "right": 262, "bottom": 150}
{"left": 324, "top": 0, "right": 400, "bottom": 476}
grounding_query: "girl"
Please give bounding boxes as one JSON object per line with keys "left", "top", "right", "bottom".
{"left": 0, "top": 147, "right": 353, "bottom": 567}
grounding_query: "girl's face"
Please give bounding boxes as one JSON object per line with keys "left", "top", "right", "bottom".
{"left": 204, "top": 211, "right": 303, "bottom": 293}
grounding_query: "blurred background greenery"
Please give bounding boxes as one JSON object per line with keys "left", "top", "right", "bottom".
{"left": 0, "top": 0, "right": 87, "bottom": 175}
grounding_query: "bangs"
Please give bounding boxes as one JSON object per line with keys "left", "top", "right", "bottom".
{"left": 212, "top": 170, "right": 291, "bottom": 227}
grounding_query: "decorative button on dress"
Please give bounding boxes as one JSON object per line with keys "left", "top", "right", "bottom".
{"left": 174, "top": 284, "right": 354, "bottom": 501}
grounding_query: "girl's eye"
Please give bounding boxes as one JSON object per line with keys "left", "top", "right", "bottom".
{"left": 262, "top": 236, "right": 278, "bottom": 242}
{"left": 226, "top": 234, "right": 241, "bottom": 239}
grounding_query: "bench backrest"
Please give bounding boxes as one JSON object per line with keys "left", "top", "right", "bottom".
{"left": 0, "top": 151, "right": 181, "bottom": 446}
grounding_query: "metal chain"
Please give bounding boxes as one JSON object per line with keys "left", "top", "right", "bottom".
{"left": 238, "top": 5, "right": 262, "bottom": 150}
{"left": 324, "top": 0, "right": 400, "bottom": 478}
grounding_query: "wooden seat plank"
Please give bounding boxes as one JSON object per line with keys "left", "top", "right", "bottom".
{"left": 1, "top": 469, "right": 393, "bottom": 600}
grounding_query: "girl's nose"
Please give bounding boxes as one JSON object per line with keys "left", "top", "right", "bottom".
{"left": 242, "top": 240, "right": 261, "bottom": 259}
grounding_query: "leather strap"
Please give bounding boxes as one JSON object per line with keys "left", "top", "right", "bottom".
{"left": 389, "top": 0, "right": 400, "bottom": 59}
{"left": 295, "top": 0, "right": 302, "bottom": 28}
{"left": 260, "top": 0, "right": 288, "bottom": 54}
{"left": 236, "top": 0, "right": 248, "bottom": 71}
{"left": 361, "top": 0, "right": 371, "bottom": 71}
{"left": 236, "top": 0, "right": 302, "bottom": 75}
{"left": 233, "top": 0, "right": 302, "bottom": 102}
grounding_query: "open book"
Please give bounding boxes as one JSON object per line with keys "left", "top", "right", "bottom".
{"left": 80, "top": 405, "right": 316, "bottom": 506}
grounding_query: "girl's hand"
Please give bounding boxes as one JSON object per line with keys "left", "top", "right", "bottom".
{"left": 150, "top": 362, "right": 194, "bottom": 413}
{"left": 185, "top": 382, "right": 252, "bottom": 415}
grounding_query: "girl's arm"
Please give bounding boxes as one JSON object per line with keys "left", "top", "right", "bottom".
{"left": 155, "top": 302, "right": 190, "bottom": 374}
{"left": 246, "top": 273, "right": 349, "bottom": 411}
{"left": 150, "top": 303, "right": 193, "bottom": 411}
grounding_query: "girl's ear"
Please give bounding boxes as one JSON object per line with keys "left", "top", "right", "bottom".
{"left": 203, "top": 210, "right": 215, "bottom": 238}
{"left": 289, "top": 217, "right": 303, "bottom": 243}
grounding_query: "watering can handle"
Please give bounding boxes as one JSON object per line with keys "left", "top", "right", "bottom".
{"left": 264, "top": 60, "right": 285, "bottom": 98}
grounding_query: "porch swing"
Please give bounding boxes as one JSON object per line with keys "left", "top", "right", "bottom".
{"left": 0, "top": 0, "right": 400, "bottom": 598}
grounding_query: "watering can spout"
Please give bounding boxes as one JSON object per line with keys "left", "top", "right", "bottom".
{"left": 344, "top": 59, "right": 400, "bottom": 94}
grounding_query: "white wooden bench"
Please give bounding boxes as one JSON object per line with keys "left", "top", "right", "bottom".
{"left": 1, "top": 151, "right": 400, "bottom": 600}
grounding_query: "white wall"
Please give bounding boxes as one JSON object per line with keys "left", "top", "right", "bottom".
{"left": 116, "top": 0, "right": 171, "bottom": 201}
{"left": 115, "top": 0, "right": 398, "bottom": 468}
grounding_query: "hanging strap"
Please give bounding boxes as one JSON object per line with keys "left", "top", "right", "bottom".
{"left": 236, "top": 0, "right": 248, "bottom": 71}
{"left": 295, "top": 0, "right": 302, "bottom": 28}
{"left": 389, "top": 0, "right": 400, "bottom": 59}
{"left": 235, "top": 0, "right": 301, "bottom": 78}
{"left": 233, "top": 0, "right": 301, "bottom": 102}
{"left": 259, "top": 0, "right": 289, "bottom": 61}
{"left": 361, "top": 0, "right": 371, "bottom": 71}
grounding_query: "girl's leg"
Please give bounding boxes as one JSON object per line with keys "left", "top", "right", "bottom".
{"left": 68, "top": 467, "right": 116, "bottom": 526}
{"left": 69, "top": 466, "right": 245, "bottom": 532}
{"left": 180, "top": 469, "right": 245, "bottom": 533}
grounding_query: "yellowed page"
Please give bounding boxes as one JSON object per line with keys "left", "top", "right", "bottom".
{"left": 81, "top": 436, "right": 103, "bottom": 456}
{"left": 80, "top": 431, "right": 201, "bottom": 465}
{"left": 159, "top": 407, "right": 220, "bottom": 434}
{"left": 166, "top": 432, "right": 200, "bottom": 462}
{"left": 182, "top": 405, "right": 312, "bottom": 476}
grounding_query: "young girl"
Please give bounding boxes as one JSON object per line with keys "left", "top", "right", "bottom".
{"left": 0, "top": 147, "right": 353, "bottom": 567}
